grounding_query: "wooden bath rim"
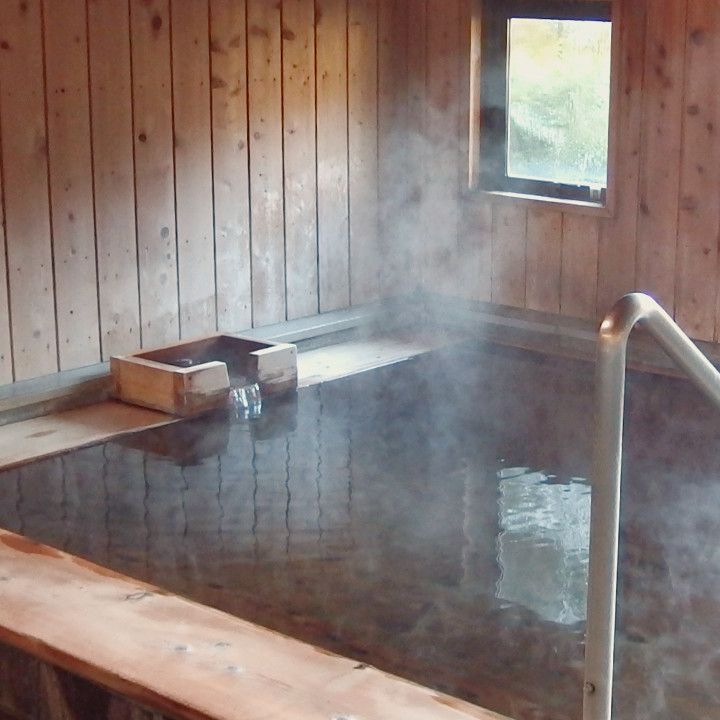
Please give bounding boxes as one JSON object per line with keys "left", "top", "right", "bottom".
{"left": 0, "top": 526, "right": 508, "bottom": 720}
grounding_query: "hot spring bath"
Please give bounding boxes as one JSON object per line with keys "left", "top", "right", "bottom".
{"left": 0, "top": 341, "right": 719, "bottom": 720}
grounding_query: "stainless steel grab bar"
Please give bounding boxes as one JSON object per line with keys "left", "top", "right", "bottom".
{"left": 583, "top": 292, "right": 720, "bottom": 720}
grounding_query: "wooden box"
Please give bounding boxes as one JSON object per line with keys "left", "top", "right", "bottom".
{"left": 110, "top": 334, "right": 297, "bottom": 416}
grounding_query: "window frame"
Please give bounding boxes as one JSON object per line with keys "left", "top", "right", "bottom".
{"left": 475, "top": 0, "right": 614, "bottom": 207}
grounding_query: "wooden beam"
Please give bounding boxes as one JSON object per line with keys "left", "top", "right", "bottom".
{"left": 0, "top": 527, "right": 509, "bottom": 720}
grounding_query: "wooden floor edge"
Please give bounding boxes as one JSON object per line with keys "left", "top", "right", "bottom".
{"left": 0, "top": 528, "right": 510, "bottom": 720}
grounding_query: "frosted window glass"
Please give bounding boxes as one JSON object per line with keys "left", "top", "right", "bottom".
{"left": 507, "top": 18, "right": 611, "bottom": 188}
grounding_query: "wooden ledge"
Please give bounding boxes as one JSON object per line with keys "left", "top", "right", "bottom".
{"left": 0, "top": 528, "right": 509, "bottom": 720}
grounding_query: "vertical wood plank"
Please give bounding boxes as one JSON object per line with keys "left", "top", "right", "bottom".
{"left": 596, "top": 0, "right": 646, "bottom": 319}
{"left": 171, "top": 0, "right": 216, "bottom": 338}
{"left": 634, "top": 0, "right": 687, "bottom": 313}
{"left": 423, "top": 0, "right": 462, "bottom": 296}
{"left": 458, "top": 200, "right": 492, "bottom": 302}
{"left": 282, "top": 0, "right": 318, "bottom": 320}
{"left": 377, "top": 0, "right": 412, "bottom": 295}
{"left": 44, "top": 0, "right": 100, "bottom": 369}
{"left": 467, "top": 0, "right": 482, "bottom": 190}
{"left": 209, "top": 0, "right": 252, "bottom": 333}
{"left": 526, "top": 208, "right": 561, "bottom": 314}
{"left": 348, "top": 0, "right": 379, "bottom": 306}
{"left": 405, "top": 0, "right": 427, "bottom": 292}
{"left": 247, "top": 0, "right": 286, "bottom": 326}
{"left": 316, "top": 0, "right": 350, "bottom": 312}
{"left": 0, "top": 0, "right": 58, "bottom": 380}
{"left": 560, "top": 213, "right": 599, "bottom": 320}
{"left": 491, "top": 204, "right": 526, "bottom": 308}
{"left": 675, "top": 4, "right": 720, "bottom": 341}
{"left": 88, "top": 0, "right": 140, "bottom": 359}
{"left": 0, "top": 111, "right": 13, "bottom": 383}
{"left": 130, "top": 0, "right": 179, "bottom": 347}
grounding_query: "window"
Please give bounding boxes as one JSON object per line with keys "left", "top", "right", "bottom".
{"left": 477, "top": 0, "right": 612, "bottom": 204}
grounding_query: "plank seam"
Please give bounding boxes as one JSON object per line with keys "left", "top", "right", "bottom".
{"left": 168, "top": 0, "right": 182, "bottom": 340}
{"left": 39, "top": 0, "right": 61, "bottom": 373}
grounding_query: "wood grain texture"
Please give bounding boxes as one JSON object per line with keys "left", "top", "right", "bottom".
{"left": 596, "top": 0, "right": 646, "bottom": 319}
{"left": 172, "top": 0, "right": 216, "bottom": 339}
{"left": 560, "top": 214, "right": 599, "bottom": 320}
{"left": 458, "top": 199, "right": 492, "bottom": 302}
{"left": 209, "top": 0, "right": 252, "bottom": 333}
{"left": 0, "top": 526, "right": 509, "bottom": 720}
{"left": 0, "top": 0, "right": 58, "bottom": 380}
{"left": 0, "top": 401, "right": 173, "bottom": 471}
{"left": 316, "top": 0, "right": 350, "bottom": 312}
{"left": 282, "top": 0, "right": 319, "bottom": 320}
{"left": 526, "top": 208, "right": 561, "bottom": 315}
{"left": 348, "top": 0, "right": 380, "bottom": 306}
{"left": 130, "top": 0, "right": 179, "bottom": 347}
{"left": 424, "top": 0, "right": 462, "bottom": 296}
{"left": 377, "top": 0, "right": 416, "bottom": 295}
{"left": 88, "top": 0, "right": 141, "bottom": 360}
{"left": 405, "top": 0, "right": 427, "bottom": 292}
{"left": 247, "top": 0, "right": 286, "bottom": 327}
{"left": 675, "top": 3, "right": 720, "bottom": 341}
{"left": 44, "top": 0, "right": 100, "bottom": 370}
{"left": 4, "top": 0, "right": 720, "bottom": 382}
{"left": 491, "top": 205, "right": 526, "bottom": 308}
{"left": 634, "top": 0, "right": 687, "bottom": 313}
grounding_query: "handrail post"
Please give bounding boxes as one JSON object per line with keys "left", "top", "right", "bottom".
{"left": 583, "top": 293, "right": 720, "bottom": 720}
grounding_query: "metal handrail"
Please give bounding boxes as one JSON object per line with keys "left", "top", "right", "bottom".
{"left": 583, "top": 293, "right": 720, "bottom": 720}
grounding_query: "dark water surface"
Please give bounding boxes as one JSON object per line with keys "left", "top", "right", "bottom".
{"left": 1, "top": 342, "right": 719, "bottom": 720}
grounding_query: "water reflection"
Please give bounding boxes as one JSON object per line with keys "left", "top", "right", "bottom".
{"left": 0, "top": 343, "right": 719, "bottom": 720}
{"left": 496, "top": 467, "right": 590, "bottom": 625}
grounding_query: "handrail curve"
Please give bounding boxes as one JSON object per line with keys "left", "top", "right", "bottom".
{"left": 584, "top": 292, "right": 720, "bottom": 720}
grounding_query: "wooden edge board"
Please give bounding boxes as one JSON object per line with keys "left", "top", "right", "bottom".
{"left": 0, "top": 401, "right": 177, "bottom": 471}
{"left": 0, "top": 528, "right": 509, "bottom": 720}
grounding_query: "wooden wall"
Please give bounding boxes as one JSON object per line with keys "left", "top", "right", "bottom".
{"left": 0, "top": 0, "right": 385, "bottom": 383}
{"left": 395, "top": 0, "right": 720, "bottom": 344}
{"left": 3, "top": 0, "right": 720, "bottom": 384}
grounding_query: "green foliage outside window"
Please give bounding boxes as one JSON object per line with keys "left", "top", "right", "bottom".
{"left": 507, "top": 18, "right": 612, "bottom": 188}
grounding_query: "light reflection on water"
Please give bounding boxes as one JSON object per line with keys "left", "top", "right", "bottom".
{"left": 496, "top": 467, "right": 590, "bottom": 625}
